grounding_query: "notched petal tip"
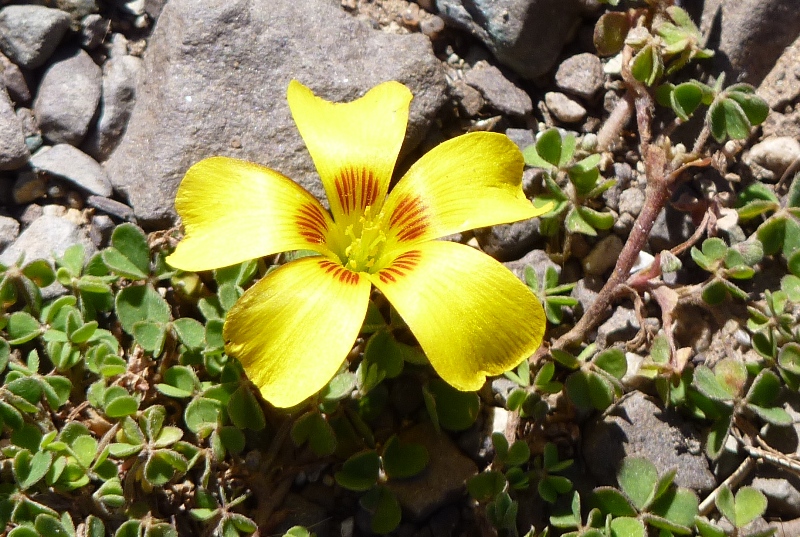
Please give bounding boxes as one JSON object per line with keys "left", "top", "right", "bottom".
{"left": 223, "top": 256, "right": 371, "bottom": 408}
{"left": 369, "top": 241, "right": 547, "bottom": 392}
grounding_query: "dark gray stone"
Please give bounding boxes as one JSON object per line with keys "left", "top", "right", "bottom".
{"left": 0, "top": 88, "right": 29, "bottom": 170}
{"left": 555, "top": 53, "right": 605, "bottom": 99}
{"left": 583, "top": 391, "right": 716, "bottom": 490}
{"left": 464, "top": 64, "right": 532, "bottom": 116}
{"left": 505, "top": 128, "right": 535, "bottom": 151}
{"left": 33, "top": 47, "right": 102, "bottom": 146}
{"left": 12, "top": 171, "right": 46, "bottom": 204}
{"left": 435, "top": 0, "right": 583, "bottom": 79}
{"left": 701, "top": 0, "right": 800, "bottom": 85}
{"left": 504, "top": 248, "right": 559, "bottom": 286}
{"left": 596, "top": 306, "right": 639, "bottom": 348}
{"left": 386, "top": 422, "right": 478, "bottom": 521}
{"left": 82, "top": 55, "right": 142, "bottom": 161}
{"left": 86, "top": 195, "right": 136, "bottom": 221}
{"left": 30, "top": 144, "right": 112, "bottom": 197}
{"left": 451, "top": 78, "right": 484, "bottom": 116}
{"left": 757, "top": 33, "right": 800, "bottom": 110}
{"left": 0, "top": 5, "right": 71, "bottom": 69}
{"left": 105, "top": 0, "right": 447, "bottom": 228}
{"left": 0, "top": 215, "right": 19, "bottom": 250}
{"left": 618, "top": 186, "right": 645, "bottom": 216}
{"left": 751, "top": 475, "right": 800, "bottom": 518}
{"left": 475, "top": 217, "right": 541, "bottom": 261}
{"left": 1, "top": 52, "right": 30, "bottom": 104}
{"left": 0, "top": 211, "right": 95, "bottom": 300}
{"left": 582, "top": 234, "right": 623, "bottom": 276}
{"left": 648, "top": 206, "right": 694, "bottom": 252}
{"left": 81, "top": 14, "right": 108, "bottom": 49}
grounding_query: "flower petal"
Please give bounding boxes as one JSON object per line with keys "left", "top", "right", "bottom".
{"left": 224, "top": 256, "right": 371, "bottom": 408}
{"left": 167, "top": 157, "right": 334, "bottom": 272}
{"left": 287, "top": 80, "right": 411, "bottom": 223}
{"left": 368, "top": 240, "right": 546, "bottom": 391}
{"left": 380, "top": 132, "right": 552, "bottom": 251}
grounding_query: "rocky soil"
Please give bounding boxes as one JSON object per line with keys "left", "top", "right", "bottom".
{"left": 1, "top": 0, "right": 800, "bottom": 535}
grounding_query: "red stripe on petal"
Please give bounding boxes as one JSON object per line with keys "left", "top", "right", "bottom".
{"left": 318, "top": 259, "right": 361, "bottom": 286}
{"left": 389, "top": 195, "right": 429, "bottom": 243}
{"left": 334, "top": 166, "right": 381, "bottom": 216}
{"left": 377, "top": 250, "right": 421, "bottom": 284}
{"left": 295, "top": 203, "right": 329, "bottom": 245}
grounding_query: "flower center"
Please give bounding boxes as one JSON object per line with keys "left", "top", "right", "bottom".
{"left": 339, "top": 205, "right": 387, "bottom": 273}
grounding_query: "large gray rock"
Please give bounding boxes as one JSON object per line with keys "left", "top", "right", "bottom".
{"left": 701, "top": 0, "right": 800, "bottom": 85}
{"left": 0, "top": 5, "right": 71, "bottom": 69}
{"left": 0, "top": 88, "right": 29, "bottom": 170}
{"left": 583, "top": 391, "right": 716, "bottom": 491}
{"left": 435, "top": 0, "right": 583, "bottom": 79}
{"left": 0, "top": 209, "right": 96, "bottom": 300}
{"left": 105, "top": 0, "right": 447, "bottom": 229}
{"left": 33, "top": 47, "right": 102, "bottom": 146}
{"left": 30, "top": 144, "right": 112, "bottom": 197}
{"left": 82, "top": 54, "right": 143, "bottom": 161}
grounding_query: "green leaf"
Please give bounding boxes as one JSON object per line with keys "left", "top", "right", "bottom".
{"left": 594, "top": 11, "right": 629, "bottom": 56}
{"left": 34, "top": 514, "right": 71, "bottom": 537}
{"left": 609, "top": 517, "right": 645, "bottom": 537}
{"left": 104, "top": 395, "right": 140, "bottom": 418}
{"left": 593, "top": 348, "right": 627, "bottom": 379}
{"left": 779, "top": 343, "right": 800, "bottom": 375}
{"left": 727, "top": 89, "right": 769, "bottom": 127}
{"left": 156, "top": 366, "right": 200, "bottom": 398}
{"left": 172, "top": 318, "right": 205, "bottom": 349}
{"left": 144, "top": 450, "right": 187, "bottom": 486}
{"left": 701, "top": 279, "right": 730, "bottom": 305}
{"left": 467, "top": 471, "right": 507, "bottom": 502}
{"left": 534, "top": 129, "right": 564, "bottom": 168}
{"left": 132, "top": 320, "right": 167, "bottom": 354}
{"left": 227, "top": 385, "right": 265, "bottom": 430}
{"left": 424, "top": 378, "right": 480, "bottom": 431}
{"left": 670, "top": 82, "right": 704, "bottom": 121}
{"left": 732, "top": 486, "right": 767, "bottom": 528}
{"left": 360, "top": 485, "right": 401, "bottom": 534}
{"left": 362, "top": 329, "right": 407, "bottom": 381}
{"left": 711, "top": 98, "right": 750, "bottom": 141}
{"left": 7, "top": 311, "right": 41, "bottom": 345}
{"left": 617, "top": 457, "right": 658, "bottom": 511}
{"left": 6, "top": 376, "right": 42, "bottom": 405}
{"left": 291, "top": 412, "right": 337, "bottom": 457}
{"left": 592, "top": 487, "right": 637, "bottom": 516}
{"left": 381, "top": 435, "right": 429, "bottom": 479}
{"left": 22, "top": 259, "right": 56, "bottom": 288}
{"left": 105, "top": 223, "right": 150, "bottom": 278}
{"left": 746, "top": 369, "right": 781, "bottom": 407}
{"left": 115, "top": 284, "right": 171, "bottom": 335}
{"left": 650, "top": 487, "right": 699, "bottom": 528}
{"left": 565, "top": 207, "right": 597, "bottom": 236}
{"left": 15, "top": 449, "right": 53, "bottom": 489}
{"left": 577, "top": 206, "right": 615, "bottom": 231}
{"left": 631, "top": 44, "right": 662, "bottom": 86}
{"left": 335, "top": 450, "right": 380, "bottom": 492}
{"left": 706, "top": 414, "right": 733, "bottom": 460}
{"left": 184, "top": 397, "right": 222, "bottom": 435}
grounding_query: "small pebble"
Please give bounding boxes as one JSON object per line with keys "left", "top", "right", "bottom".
{"left": 420, "top": 15, "right": 445, "bottom": 37}
{"left": 583, "top": 234, "right": 623, "bottom": 276}
{"left": 746, "top": 136, "right": 800, "bottom": 179}
{"left": 555, "top": 53, "right": 605, "bottom": 99}
{"left": 12, "top": 171, "right": 47, "bottom": 204}
{"left": 545, "top": 91, "right": 587, "bottom": 123}
{"left": 86, "top": 195, "right": 136, "bottom": 221}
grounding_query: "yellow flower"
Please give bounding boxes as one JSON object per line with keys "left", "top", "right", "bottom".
{"left": 167, "top": 80, "right": 551, "bottom": 408}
